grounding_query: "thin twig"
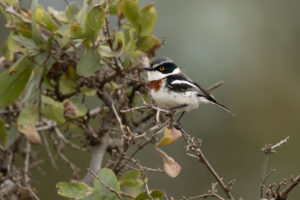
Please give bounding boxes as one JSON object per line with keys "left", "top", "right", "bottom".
{"left": 178, "top": 127, "right": 235, "bottom": 200}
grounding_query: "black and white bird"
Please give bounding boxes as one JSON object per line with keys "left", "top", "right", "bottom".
{"left": 144, "top": 57, "right": 233, "bottom": 121}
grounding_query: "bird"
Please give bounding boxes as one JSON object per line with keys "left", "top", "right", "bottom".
{"left": 144, "top": 57, "right": 233, "bottom": 122}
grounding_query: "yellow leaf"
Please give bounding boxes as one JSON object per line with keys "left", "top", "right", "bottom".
{"left": 156, "top": 127, "right": 182, "bottom": 146}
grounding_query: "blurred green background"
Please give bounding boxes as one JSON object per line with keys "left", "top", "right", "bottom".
{"left": 1, "top": 0, "right": 300, "bottom": 199}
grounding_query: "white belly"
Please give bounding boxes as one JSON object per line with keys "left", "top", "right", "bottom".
{"left": 151, "top": 87, "right": 201, "bottom": 112}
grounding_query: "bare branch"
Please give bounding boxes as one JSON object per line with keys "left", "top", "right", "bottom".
{"left": 177, "top": 126, "right": 235, "bottom": 200}
{"left": 84, "top": 134, "right": 109, "bottom": 186}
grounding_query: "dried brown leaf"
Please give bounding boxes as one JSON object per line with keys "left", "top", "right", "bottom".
{"left": 156, "top": 148, "right": 181, "bottom": 178}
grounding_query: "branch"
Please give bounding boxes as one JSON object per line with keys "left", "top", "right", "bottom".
{"left": 275, "top": 175, "right": 300, "bottom": 200}
{"left": 83, "top": 133, "right": 109, "bottom": 186}
{"left": 260, "top": 137, "right": 289, "bottom": 198}
{"left": 177, "top": 126, "right": 235, "bottom": 200}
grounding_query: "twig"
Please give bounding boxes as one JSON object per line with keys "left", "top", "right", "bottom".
{"left": 24, "top": 142, "right": 31, "bottom": 185}
{"left": 41, "top": 133, "right": 58, "bottom": 170}
{"left": 54, "top": 126, "right": 87, "bottom": 152}
{"left": 112, "top": 103, "right": 126, "bottom": 136}
{"left": 260, "top": 137, "right": 290, "bottom": 198}
{"left": 276, "top": 175, "right": 300, "bottom": 200}
{"left": 178, "top": 127, "right": 235, "bottom": 200}
{"left": 87, "top": 168, "right": 123, "bottom": 200}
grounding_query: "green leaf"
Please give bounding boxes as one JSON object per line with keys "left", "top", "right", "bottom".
{"left": 31, "top": 0, "right": 41, "bottom": 44}
{"left": 76, "top": 47, "right": 101, "bottom": 77}
{"left": 41, "top": 96, "right": 65, "bottom": 124}
{"left": 69, "top": 24, "right": 84, "bottom": 39}
{"left": 17, "top": 104, "right": 41, "bottom": 144}
{"left": 109, "top": 0, "right": 119, "bottom": 14}
{"left": 3, "top": 0, "right": 18, "bottom": 6}
{"left": 65, "top": 2, "right": 80, "bottom": 24}
{"left": 60, "top": 74, "right": 77, "bottom": 95}
{"left": 84, "top": 5, "right": 106, "bottom": 43}
{"left": 12, "top": 34, "right": 38, "bottom": 50}
{"left": 120, "top": 0, "right": 140, "bottom": 28}
{"left": 140, "top": 4, "right": 157, "bottom": 37}
{"left": 70, "top": 98, "right": 87, "bottom": 116}
{"left": 56, "top": 182, "right": 93, "bottom": 199}
{"left": 2, "top": 32, "right": 20, "bottom": 61}
{"left": 0, "top": 120, "right": 7, "bottom": 145}
{"left": 119, "top": 170, "right": 144, "bottom": 188}
{"left": 0, "top": 55, "right": 33, "bottom": 107}
{"left": 23, "top": 66, "right": 44, "bottom": 103}
{"left": 5, "top": 126, "right": 19, "bottom": 149}
{"left": 48, "top": 7, "right": 68, "bottom": 23}
{"left": 113, "top": 31, "right": 125, "bottom": 56}
{"left": 134, "top": 190, "right": 164, "bottom": 200}
{"left": 94, "top": 168, "right": 120, "bottom": 200}
{"left": 36, "top": 6, "right": 59, "bottom": 31}
{"left": 136, "top": 35, "right": 161, "bottom": 56}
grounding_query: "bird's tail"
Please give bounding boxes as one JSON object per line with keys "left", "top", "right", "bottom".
{"left": 206, "top": 96, "right": 235, "bottom": 116}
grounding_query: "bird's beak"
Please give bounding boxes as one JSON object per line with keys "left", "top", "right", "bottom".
{"left": 144, "top": 66, "right": 154, "bottom": 71}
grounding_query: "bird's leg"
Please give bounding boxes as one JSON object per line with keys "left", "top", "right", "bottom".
{"left": 176, "top": 111, "right": 186, "bottom": 123}
{"left": 168, "top": 104, "right": 188, "bottom": 126}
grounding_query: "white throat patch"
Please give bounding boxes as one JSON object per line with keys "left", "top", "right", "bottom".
{"left": 147, "top": 68, "right": 181, "bottom": 81}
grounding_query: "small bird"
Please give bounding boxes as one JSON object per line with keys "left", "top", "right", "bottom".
{"left": 144, "top": 57, "right": 233, "bottom": 122}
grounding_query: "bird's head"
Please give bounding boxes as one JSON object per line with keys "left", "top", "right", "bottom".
{"left": 144, "top": 57, "right": 181, "bottom": 81}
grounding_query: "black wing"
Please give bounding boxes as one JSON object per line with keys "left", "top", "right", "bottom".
{"left": 165, "top": 74, "right": 203, "bottom": 94}
{"left": 165, "top": 74, "right": 233, "bottom": 114}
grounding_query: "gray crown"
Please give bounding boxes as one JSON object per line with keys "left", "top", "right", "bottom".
{"left": 150, "top": 57, "right": 174, "bottom": 68}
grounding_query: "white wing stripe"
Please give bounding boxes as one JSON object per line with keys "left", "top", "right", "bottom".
{"left": 171, "top": 80, "right": 198, "bottom": 88}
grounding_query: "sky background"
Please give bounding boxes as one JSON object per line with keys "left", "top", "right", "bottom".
{"left": 1, "top": 0, "right": 300, "bottom": 199}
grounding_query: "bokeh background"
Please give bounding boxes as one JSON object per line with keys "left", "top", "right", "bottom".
{"left": 1, "top": 0, "right": 300, "bottom": 199}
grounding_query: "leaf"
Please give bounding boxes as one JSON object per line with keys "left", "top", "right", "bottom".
{"left": 156, "top": 148, "right": 181, "bottom": 178}
{"left": 41, "top": 96, "right": 65, "bottom": 124}
{"left": 84, "top": 5, "right": 106, "bottom": 43}
{"left": 156, "top": 127, "right": 182, "bottom": 146}
{"left": 93, "top": 168, "right": 120, "bottom": 200}
{"left": 65, "top": 2, "right": 80, "bottom": 23}
{"left": 69, "top": 24, "right": 84, "bottom": 39}
{"left": 76, "top": 47, "right": 101, "bottom": 77}
{"left": 56, "top": 182, "right": 93, "bottom": 199}
{"left": 140, "top": 4, "right": 157, "bottom": 37}
{"left": 63, "top": 99, "right": 87, "bottom": 118}
{"left": 31, "top": 0, "right": 41, "bottom": 44}
{"left": 12, "top": 34, "right": 38, "bottom": 50}
{"left": 136, "top": 35, "right": 161, "bottom": 57}
{"left": 0, "top": 55, "right": 33, "bottom": 107}
{"left": 5, "top": 126, "right": 19, "bottom": 149}
{"left": 2, "top": 32, "right": 20, "bottom": 61}
{"left": 134, "top": 190, "right": 164, "bottom": 200}
{"left": 23, "top": 66, "right": 43, "bottom": 103}
{"left": 35, "top": 6, "right": 59, "bottom": 31}
{"left": 60, "top": 74, "right": 77, "bottom": 95}
{"left": 109, "top": 0, "right": 120, "bottom": 14}
{"left": 3, "top": 0, "right": 18, "bottom": 6}
{"left": 120, "top": 0, "right": 140, "bottom": 27}
{"left": 17, "top": 104, "right": 41, "bottom": 144}
{"left": 119, "top": 170, "right": 144, "bottom": 188}
{"left": 0, "top": 120, "right": 7, "bottom": 145}
{"left": 113, "top": 31, "right": 125, "bottom": 57}
{"left": 48, "top": 7, "right": 67, "bottom": 23}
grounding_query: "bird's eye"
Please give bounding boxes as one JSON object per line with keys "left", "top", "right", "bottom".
{"left": 159, "top": 66, "right": 165, "bottom": 71}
